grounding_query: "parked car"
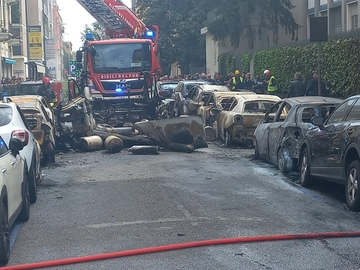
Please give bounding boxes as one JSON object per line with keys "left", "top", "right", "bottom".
{"left": 0, "top": 136, "right": 31, "bottom": 266}
{"left": 173, "top": 80, "right": 208, "bottom": 117}
{"left": 157, "top": 81, "right": 178, "bottom": 99}
{"left": 298, "top": 95, "right": 360, "bottom": 211}
{"left": 9, "top": 95, "right": 57, "bottom": 164}
{"left": 198, "top": 91, "right": 257, "bottom": 126}
{"left": 254, "top": 96, "right": 342, "bottom": 173}
{"left": 211, "top": 93, "right": 281, "bottom": 146}
{"left": 0, "top": 98, "right": 41, "bottom": 203}
{"left": 182, "top": 84, "right": 230, "bottom": 116}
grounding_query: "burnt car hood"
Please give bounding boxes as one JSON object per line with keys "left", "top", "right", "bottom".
{"left": 134, "top": 116, "right": 208, "bottom": 149}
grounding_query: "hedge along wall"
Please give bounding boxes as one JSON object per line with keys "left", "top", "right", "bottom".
{"left": 243, "top": 37, "right": 360, "bottom": 98}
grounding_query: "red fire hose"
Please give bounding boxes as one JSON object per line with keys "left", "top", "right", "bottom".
{"left": 4, "top": 231, "right": 360, "bottom": 270}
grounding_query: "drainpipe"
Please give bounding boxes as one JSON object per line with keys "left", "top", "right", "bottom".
{"left": 25, "top": 0, "right": 31, "bottom": 80}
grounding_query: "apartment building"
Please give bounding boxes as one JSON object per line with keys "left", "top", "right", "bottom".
{"left": 307, "top": 0, "right": 360, "bottom": 35}
{"left": 0, "top": 0, "right": 20, "bottom": 78}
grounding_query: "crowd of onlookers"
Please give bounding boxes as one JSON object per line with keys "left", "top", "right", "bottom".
{"left": 160, "top": 69, "right": 332, "bottom": 98}
{"left": 0, "top": 76, "right": 27, "bottom": 96}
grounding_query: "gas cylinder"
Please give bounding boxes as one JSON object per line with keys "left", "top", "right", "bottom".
{"left": 78, "top": 135, "right": 103, "bottom": 152}
{"left": 104, "top": 135, "right": 123, "bottom": 153}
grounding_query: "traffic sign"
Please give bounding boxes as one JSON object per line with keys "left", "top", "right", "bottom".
{"left": 69, "top": 61, "right": 79, "bottom": 76}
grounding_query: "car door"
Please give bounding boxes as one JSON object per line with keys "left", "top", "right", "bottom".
{"left": 0, "top": 138, "right": 23, "bottom": 216}
{"left": 255, "top": 101, "right": 283, "bottom": 159}
{"left": 310, "top": 99, "right": 355, "bottom": 176}
{"left": 326, "top": 98, "right": 360, "bottom": 180}
{"left": 267, "top": 102, "right": 293, "bottom": 163}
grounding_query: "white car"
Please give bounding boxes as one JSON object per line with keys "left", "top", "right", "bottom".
{"left": 0, "top": 136, "right": 30, "bottom": 266}
{"left": 0, "top": 99, "right": 41, "bottom": 203}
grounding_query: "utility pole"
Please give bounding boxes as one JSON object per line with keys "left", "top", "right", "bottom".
{"left": 25, "top": 0, "right": 31, "bottom": 80}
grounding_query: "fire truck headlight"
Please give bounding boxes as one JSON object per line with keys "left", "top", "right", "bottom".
{"left": 116, "top": 87, "right": 124, "bottom": 93}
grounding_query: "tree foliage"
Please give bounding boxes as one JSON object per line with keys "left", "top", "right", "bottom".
{"left": 253, "top": 37, "right": 360, "bottom": 98}
{"left": 136, "top": 0, "right": 206, "bottom": 74}
{"left": 81, "top": 22, "right": 107, "bottom": 42}
{"left": 199, "top": 0, "right": 299, "bottom": 49}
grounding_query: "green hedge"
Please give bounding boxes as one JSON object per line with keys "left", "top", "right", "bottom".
{"left": 253, "top": 37, "right": 360, "bottom": 98}
{"left": 242, "top": 52, "right": 251, "bottom": 73}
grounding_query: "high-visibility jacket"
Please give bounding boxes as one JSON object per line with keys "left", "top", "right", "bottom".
{"left": 267, "top": 76, "right": 277, "bottom": 92}
{"left": 232, "top": 76, "right": 243, "bottom": 90}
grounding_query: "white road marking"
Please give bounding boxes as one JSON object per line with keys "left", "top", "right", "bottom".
{"left": 85, "top": 216, "right": 264, "bottom": 229}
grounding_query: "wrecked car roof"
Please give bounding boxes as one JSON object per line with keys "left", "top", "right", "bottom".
{"left": 4, "top": 96, "right": 41, "bottom": 108}
{"left": 282, "top": 96, "right": 343, "bottom": 104}
{"left": 196, "top": 85, "right": 230, "bottom": 91}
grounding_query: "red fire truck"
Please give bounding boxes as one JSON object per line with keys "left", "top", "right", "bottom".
{"left": 75, "top": 0, "right": 162, "bottom": 126}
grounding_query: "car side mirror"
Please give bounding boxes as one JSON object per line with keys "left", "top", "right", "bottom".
{"left": 311, "top": 116, "right": 324, "bottom": 128}
{"left": 9, "top": 137, "right": 23, "bottom": 155}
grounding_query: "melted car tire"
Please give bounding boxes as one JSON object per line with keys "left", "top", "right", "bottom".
{"left": 225, "top": 130, "right": 231, "bottom": 147}
{"left": 0, "top": 202, "right": 10, "bottom": 266}
{"left": 299, "top": 148, "right": 313, "bottom": 187}
{"left": 278, "top": 148, "right": 289, "bottom": 173}
{"left": 18, "top": 168, "right": 30, "bottom": 222}
{"left": 345, "top": 160, "right": 360, "bottom": 211}
{"left": 28, "top": 163, "right": 37, "bottom": 204}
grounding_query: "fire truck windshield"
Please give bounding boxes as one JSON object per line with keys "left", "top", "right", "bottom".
{"left": 91, "top": 42, "right": 152, "bottom": 73}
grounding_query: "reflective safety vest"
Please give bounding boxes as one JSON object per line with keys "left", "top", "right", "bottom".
{"left": 232, "top": 76, "right": 243, "bottom": 90}
{"left": 267, "top": 76, "right": 277, "bottom": 92}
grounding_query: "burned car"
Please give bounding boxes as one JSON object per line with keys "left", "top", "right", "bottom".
{"left": 254, "top": 96, "right": 342, "bottom": 173}
{"left": 183, "top": 84, "right": 230, "bottom": 116}
{"left": 212, "top": 93, "right": 280, "bottom": 146}
{"left": 198, "top": 91, "right": 257, "bottom": 126}
{"left": 173, "top": 80, "right": 209, "bottom": 117}
{"left": 9, "top": 95, "right": 57, "bottom": 163}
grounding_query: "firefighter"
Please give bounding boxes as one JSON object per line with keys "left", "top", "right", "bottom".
{"left": 38, "top": 77, "right": 57, "bottom": 106}
{"left": 230, "top": 70, "right": 244, "bottom": 90}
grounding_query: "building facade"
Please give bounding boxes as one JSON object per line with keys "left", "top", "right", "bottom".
{"left": 0, "top": 0, "right": 20, "bottom": 79}
{"left": 203, "top": 0, "right": 360, "bottom": 76}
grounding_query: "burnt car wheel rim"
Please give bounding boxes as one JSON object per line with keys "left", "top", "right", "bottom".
{"left": 347, "top": 168, "right": 358, "bottom": 203}
{"left": 301, "top": 152, "right": 307, "bottom": 182}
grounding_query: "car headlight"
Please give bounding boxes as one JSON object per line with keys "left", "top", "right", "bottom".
{"left": 234, "top": 115, "right": 243, "bottom": 123}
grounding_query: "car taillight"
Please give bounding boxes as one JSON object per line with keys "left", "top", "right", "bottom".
{"left": 11, "top": 130, "right": 29, "bottom": 146}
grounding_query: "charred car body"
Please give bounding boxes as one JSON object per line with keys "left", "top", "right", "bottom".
{"left": 9, "top": 95, "right": 57, "bottom": 164}
{"left": 212, "top": 93, "right": 280, "bottom": 146}
{"left": 254, "top": 96, "right": 342, "bottom": 173}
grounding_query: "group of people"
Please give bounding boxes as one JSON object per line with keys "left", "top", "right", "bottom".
{"left": 160, "top": 69, "right": 331, "bottom": 98}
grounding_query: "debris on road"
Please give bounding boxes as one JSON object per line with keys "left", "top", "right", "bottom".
{"left": 104, "top": 135, "right": 123, "bottom": 153}
{"left": 78, "top": 135, "right": 103, "bottom": 152}
{"left": 128, "top": 145, "right": 161, "bottom": 155}
{"left": 204, "top": 126, "right": 217, "bottom": 142}
{"left": 133, "top": 116, "right": 208, "bottom": 152}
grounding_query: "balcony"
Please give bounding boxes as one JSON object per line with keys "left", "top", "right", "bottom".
{"left": 8, "top": 39, "right": 20, "bottom": 46}
{"left": 6, "top": 0, "right": 18, "bottom": 5}
{"left": 0, "top": 21, "right": 13, "bottom": 42}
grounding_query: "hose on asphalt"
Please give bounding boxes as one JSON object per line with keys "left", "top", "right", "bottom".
{"left": 4, "top": 231, "right": 360, "bottom": 270}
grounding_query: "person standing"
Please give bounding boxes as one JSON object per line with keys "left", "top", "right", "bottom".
{"left": 37, "top": 77, "right": 57, "bottom": 106}
{"left": 264, "top": 70, "right": 278, "bottom": 95}
{"left": 305, "top": 72, "right": 328, "bottom": 96}
{"left": 230, "top": 70, "right": 244, "bottom": 90}
{"left": 287, "top": 72, "right": 306, "bottom": 98}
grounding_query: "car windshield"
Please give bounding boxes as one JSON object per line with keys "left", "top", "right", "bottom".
{"left": 0, "top": 107, "right": 12, "bottom": 126}
{"left": 159, "top": 84, "right": 177, "bottom": 91}
{"left": 18, "top": 84, "right": 42, "bottom": 95}
{"left": 91, "top": 42, "right": 152, "bottom": 73}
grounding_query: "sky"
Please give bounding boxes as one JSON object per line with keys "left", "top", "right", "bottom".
{"left": 57, "top": 0, "right": 132, "bottom": 51}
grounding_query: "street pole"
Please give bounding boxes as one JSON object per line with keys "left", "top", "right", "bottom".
{"left": 317, "top": 42, "right": 321, "bottom": 96}
{"left": 25, "top": 0, "right": 31, "bottom": 80}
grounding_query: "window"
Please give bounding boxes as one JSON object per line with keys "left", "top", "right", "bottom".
{"left": 327, "top": 99, "right": 355, "bottom": 124}
{"left": 0, "top": 107, "right": 12, "bottom": 126}
{"left": 352, "top": 15, "right": 358, "bottom": 30}
{"left": 206, "top": 95, "right": 215, "bottom": 106}
{"left": 263, "top": 102, "right": 282, "bottom": 123}
{"left": 201, "top": 93, "right": 210, "bottom": 103}
{"left": 91, "top": 43, "right": 152, "bottom": 73}
{"left": 346, "top": 99, "right": 360, "bottom": 121}
{"left": 243, "top": 101, "right": 276, "bottom": 113}
{"left": 301, "top": 105, "right": 337, "bottom": 123}
{"left": 222, "top": 97, "right": 237, "bottom": 111}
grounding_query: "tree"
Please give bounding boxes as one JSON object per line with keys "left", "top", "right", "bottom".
{"left": 136, "top": 0, "right": 206, "bottom": 74}
{"left": 81, "top": 21, "right": 107, "bottom": 42}
{"left": 198, "top": 0, "right": 299, "bottom": 49}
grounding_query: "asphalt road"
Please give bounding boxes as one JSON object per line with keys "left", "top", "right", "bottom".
{"left": 7, "top": 143, "right": 360, "bottom": 269}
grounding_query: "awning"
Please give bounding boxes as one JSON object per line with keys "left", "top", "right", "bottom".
{"left": 4, "top": 58, "right": 16, "bottom": 65}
